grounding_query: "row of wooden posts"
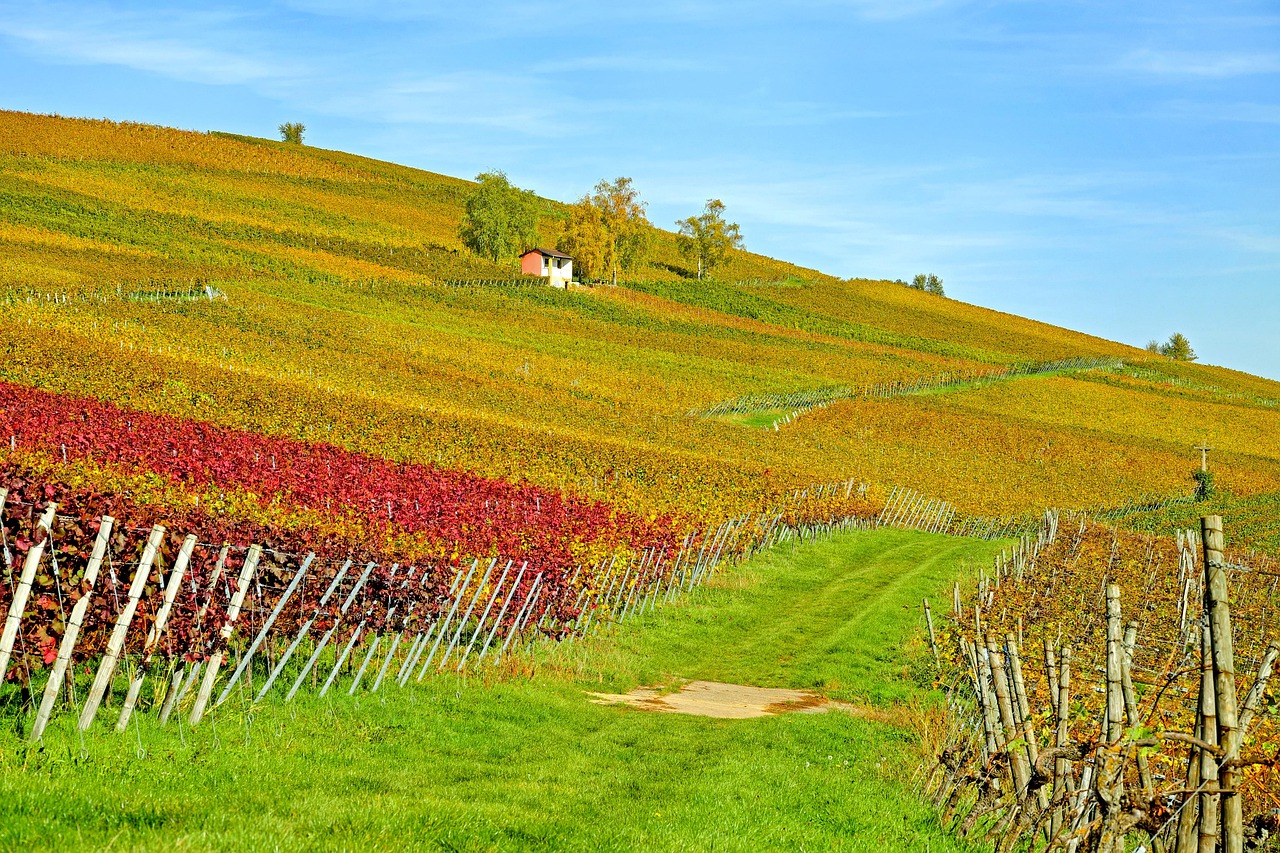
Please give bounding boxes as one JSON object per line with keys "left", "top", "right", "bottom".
{"left": 922, "top": 515, "right": 1280, "bottom": 853}
{"left": 694, "top": 356, "right": 1122, "bottom": 423}
{"left": 0, "top": 482, "right": 878, "bottom": 742}
{"left": 1, "top": 282, "right": 222, "bottom": 308}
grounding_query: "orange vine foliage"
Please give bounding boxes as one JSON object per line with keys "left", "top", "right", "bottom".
{"left": 938, "top": 516, "right": 1280, "bottom": 819}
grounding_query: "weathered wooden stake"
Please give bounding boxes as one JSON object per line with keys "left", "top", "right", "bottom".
{"left": 1197, "top": 618, "right": 1220, "bottom": 853}
{"left": 0, "top": 503, "right": 58, "bottom": 680}
{"left": 1051, "top": 645, "right": 1071, "bottom": 839}
{"left": 189, "top": 545, "right": 261, "bottom": 725}
{"left": 78, "top": 524, "right": 166, "bottom": 731}
{"left": 1006, "top": 634, "right": 1045, "bottom": 809}
{"left": 160, "top": 544, "right": 231, "bottom": 724}
{"left": 1239, "top": 639, "right": 1280, "bottom": 736}
{"left": 987, "top": 635, "right": 1029, "bottom": 795}
{"left": 924, "top": 598, "right": 940, "bottom": 668}
{"left": 116, "top": 533, "right": 198, "bottom": 731}
{"left": 1202, "top": 515, "right": 1241, "bottom": 853}
{"left": 30, "top": 516, "right": 113, "bottom": 741}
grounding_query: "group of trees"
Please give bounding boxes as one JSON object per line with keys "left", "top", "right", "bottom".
{"left": 910, "top": 274, "right": 945, "bottom": 296}
{"left": 1146, "top": 333, "right": 1197, "bottom": 361}
{"left": 458, "top": 173, "right": 744, "bottom": 283}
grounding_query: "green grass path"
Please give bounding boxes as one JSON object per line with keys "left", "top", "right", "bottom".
{"left": 0, "top": 529, "right": 995, "bottom": 852}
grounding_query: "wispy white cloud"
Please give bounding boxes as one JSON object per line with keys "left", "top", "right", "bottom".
{"left": 820, "top": 0, "right": 959, "bottom": 22}
{"left": 1206, "top": 227, "right": 1280, "bottom": 254}
{"left": 0, "top": 5, "right": 304, "bottom": 87}
{"left": 531, "top": 55, "right": 705, "bottom": 74}
{"left": 1117, "top": 48, "right": 1280, "bottom": 79}
{"left": 1156, "top": 99, "right": 1280, "bottom": 124}
{"left": 317, "top": 71, "right": 585, "bottom": 136}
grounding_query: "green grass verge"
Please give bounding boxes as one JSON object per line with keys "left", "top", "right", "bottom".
{"left": 0, "top": 529, "right": 996, "bottom": 851}
{"left": 1121, "top": 487, "right": 1280, "bottom": 554}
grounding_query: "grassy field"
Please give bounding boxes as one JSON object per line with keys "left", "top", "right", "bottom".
{"left": 0, "top": 529, "right": 996, "bottom": 852}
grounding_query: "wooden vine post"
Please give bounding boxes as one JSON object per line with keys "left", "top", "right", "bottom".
{"left": 116, "top": 534, "right": 198, "bottom": 731}
{"left": 0, "top": 503, "right": 58, "bottom": 680}
{"left": 923, "top": 598, "right": 940, "bottom": 668}
{"left": 1202, "top": 515, "right": 1242, "bottom": 853}
{"left": 30, "top": 516, "right": 114, "bottom": 742}
{"left": 190, "top": 544, "right": 261, "bottom": 725}
{"left": 1197, "top": 620, "right": 1220, "bottom": 853}
{"left": 78, "top": 524, "right": 166, "bottom": 731}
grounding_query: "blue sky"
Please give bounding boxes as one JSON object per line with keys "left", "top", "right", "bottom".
{"left": 2, "top": 1, "right": 1277, "bottom": 379}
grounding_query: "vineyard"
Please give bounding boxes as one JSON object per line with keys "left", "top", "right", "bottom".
{"left": 0, "top": 451, "right": 879, "bottom": 738}
{"left": 2, "top": 109, "right": 1280, "bottom": 850}
{"left": 923, "top": 513, "right": 1280, "bottom": 851}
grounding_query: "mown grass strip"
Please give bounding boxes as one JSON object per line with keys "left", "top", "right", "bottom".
{"left": 0, "top": 528, "right": 997, "bottom": 852}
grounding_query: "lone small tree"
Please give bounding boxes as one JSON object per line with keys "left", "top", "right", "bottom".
{"left": 278, "top": 122, "right": 306, "bottom": 145}
{"left": 459, "top": 171, "right": 540, "bottom": 263}
{"left": 910, "top": 274, "right": 945, "bottom": 296}
{"left": 676, "top": 199, "right": 743, "bottom": 280}
{"left": 1154, "top": 332, "right": 1197, "bottom": 361}
{"left": 1192, "top": 468, "right": 1215, "bottom": 501}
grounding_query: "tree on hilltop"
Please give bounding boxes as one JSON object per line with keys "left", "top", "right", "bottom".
{"left": 279, "top": 122, "right": 306, "bottom": 144}
{"left": 1149, "top": 332, "right": 1197, "bottom": 362}
{"left": 677, "top": 199, "right": 743, "bottom": 280}
{"left": 910, "top": 273, "right": 945, "bottom": 296}
{"left": 459, "top": 171, "right": 540, "bottom": 263}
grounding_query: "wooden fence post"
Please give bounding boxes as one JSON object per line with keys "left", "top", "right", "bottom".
{"left": 924, "top": 598, "right": 940, "bottom": 668}
{"left": 78, "top": 524, "right": 165, "bottom": 731}
{"left": 1197, "top": 617, "right": 1220, "bottom": 853}
{"left": 1202, "top": 515, "right": 1242, "bottom": 853}
{"left": 116, "top": 534, "right": 197, "bottom": 731}
{"left": 160, "top": 543, "right": 231, "bottom": 724}
{"left": 30, "top": 516, "right": 113, "bottom": 741}
{"left": 0, "top": 503, "right": 59, "bottom": 680}
{"left": 1051, "top": 645, "right": 1071, "bottom": 839}
{"left": 189, "top": 545, "right": 261, "bottom": 725}
{"left": 986, "top": 635, "right": 1029, "bottom": 796}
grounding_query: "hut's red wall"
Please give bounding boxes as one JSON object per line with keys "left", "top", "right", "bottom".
{"left": 520, "top": 253, "right": 544, "bottom": 276}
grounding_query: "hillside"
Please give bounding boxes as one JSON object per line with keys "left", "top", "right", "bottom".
{"left": 3, "top": 109, "right": 1280, "bottom": 550}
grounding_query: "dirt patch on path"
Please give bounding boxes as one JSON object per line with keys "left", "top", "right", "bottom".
{"left": 588, "top": 680, "right": 871, "bottom": 719}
